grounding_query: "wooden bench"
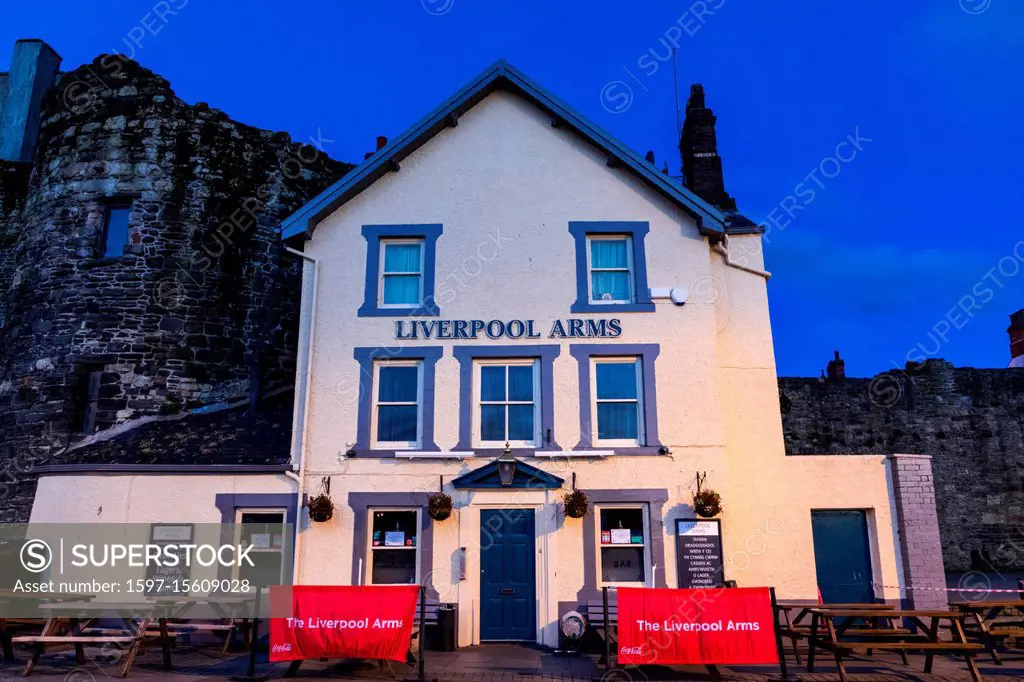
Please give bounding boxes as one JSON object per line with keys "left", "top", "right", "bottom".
{"left": 805, "top": 608, "right": 985, "bottom": 682}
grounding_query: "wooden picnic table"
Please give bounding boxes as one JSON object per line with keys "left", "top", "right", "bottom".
{"left": 0, "top": 591, "right": 97, "bottom": 662}
{"left": 950, "top": 599, "right": 1024, "bottom": 664}
{"left": 774, "top": 602, "right": 899, "bottom": 665}
{"left": 147, "top": 593, "right": 260, "bottom": 666}
{"left": 805, "top": 608, "right": 984, "bottom": 682}
{"left": 16, "top": 601, "right": 160, "bottom": 677}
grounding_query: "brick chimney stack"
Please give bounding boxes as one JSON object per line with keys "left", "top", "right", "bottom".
{"left": 679, "top": 84, "right": 736, "bottom": 212}
{"left": 1010, "top": 309, "right": 1024, "bottom": 365}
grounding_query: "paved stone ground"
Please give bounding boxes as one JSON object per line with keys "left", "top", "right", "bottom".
{"left": 0, "top": 643, "right": 1022, "bottom": 681}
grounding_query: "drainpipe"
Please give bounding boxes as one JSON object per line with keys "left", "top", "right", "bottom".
{"left": 712, "top": 234, "right": 771, "bottom": 279}
{"left": 284, "top": 245, "right": 319, "bottom": 583}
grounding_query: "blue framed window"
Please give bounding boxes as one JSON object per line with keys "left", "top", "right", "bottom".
{"left": 569, "top": 222, "right": 654, "bottom": 313}
{"left": 358, "top": 224, "right": 442, "bottom": 317}
{"left": 373, "top": 361, "right": 422, "bottom": 448}
{"left": 570, "top": 343, "right": 661, "bottom": 451}
{"left": 454, "top": 345, "right": 561, "bottom": 452}
{"left": 354, "top": 346, "right": 443, "bottom": 453}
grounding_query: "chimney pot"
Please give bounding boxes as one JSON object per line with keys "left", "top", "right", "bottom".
{"left": 645, "top": 150, "right": 655, "bottom": 164}
{"left": 376, "top": 135, "right": 388, "bottom": 150}
{"left": 1009, "top": 309, "right": 1024, "bottom": 361}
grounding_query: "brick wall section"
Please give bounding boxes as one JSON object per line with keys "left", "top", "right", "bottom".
{"left": 781, "top": 359, "right": 1024, "bottom": 571}
{"left": 887, "top": 454, "right": 948, "bottom": 609}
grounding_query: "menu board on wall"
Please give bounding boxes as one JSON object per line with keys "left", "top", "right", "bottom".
{"left": 145, "top": 524, "right": 194, "bottom": 595}
{"left": 675, "top": 519, "right": 724, "bottom": 589}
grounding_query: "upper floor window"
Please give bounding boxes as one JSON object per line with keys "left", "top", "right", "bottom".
{"left": 358, "top": 224, "right": 442, "bottom": 317}
{"left": 372, "top": 360, "right": 422, "bottom": 449}
{"left": 569, "top": 222, "right": 654, "bottom": 313}
{"left": 588, "top": 235, "right": 633, "bottom": 304}
{"left": 475, "top": 359, "right": 541, "bottom": 448}
{"left": 101, "top": 206, "right": 132, "bottom": 258}
{"left": 380, "top": 240, "right": 424, "bottom": 307}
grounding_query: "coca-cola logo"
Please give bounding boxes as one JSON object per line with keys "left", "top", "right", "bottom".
{"left": 619, "top": 646, "right": 644, "bottom": 655}
{"left": 271, "top": 643, "right": 293, "bottom": 653}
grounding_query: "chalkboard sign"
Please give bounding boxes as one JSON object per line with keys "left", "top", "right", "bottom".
{"left": 675, "top": 518, "right": 724, "bottom": 588}
{"left": 145, "top": 524, "right": 194, "bottom": 595}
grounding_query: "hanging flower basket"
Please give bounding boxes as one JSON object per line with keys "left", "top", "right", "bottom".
{"left": 307, "top": 493, "right": 334, "bottom": 522}
{"left": 428, "top": 493, "right": 453, "bottom": 522}
{"left": 693, "top": 489, "right": 722, "bottom": 518}
{"left": 563, "top": 489, "right": 589, "bottom": 519}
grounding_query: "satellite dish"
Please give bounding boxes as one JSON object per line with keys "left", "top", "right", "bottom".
{"left": 670, "top": 287, "right": 688, "bottom": 305}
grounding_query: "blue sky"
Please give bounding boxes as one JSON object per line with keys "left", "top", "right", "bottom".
{"left": 3, "top": 0, "right": 1022, "bottom": 376}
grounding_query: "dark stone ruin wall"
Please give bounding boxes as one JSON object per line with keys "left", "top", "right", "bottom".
{"left": 780, "top": 360, "right": 1024, "bottom": 571}
{"left": 0, "top": 55, "right": 350, "bottom": 519}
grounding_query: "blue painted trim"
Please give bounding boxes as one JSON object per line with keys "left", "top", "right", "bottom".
{"left": 451, "top": 459, "right": 564, "bottom": 490}
{"left": 279, "top": 60, "right": 726, "bottom": 241}
{"left": 214, "top": 493, "right": 297, "bottom": 585}
{"left": 569, "top": 343, "right": 661, "bottom": 449}
{"left": 357, "top": 224, "right": 442, "bottom": 317}
{"left": 568, "top": 221, "right": 655, "bottom": 314}
{"left": 452, "top": 345, "right": 561, "bottom": 452}
{"left": 353, "top": 346, "right": 443, "bottom": 453}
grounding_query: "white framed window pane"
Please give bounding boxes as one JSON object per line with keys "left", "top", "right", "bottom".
{"left": 370, "top": 510, "right": 418, "bottom": 585}
{"left": 481, "top": 404, "right": 505, "bottom": 441}
{"left": 480, "top": 366, "right": 506, "bottom": 402}
{"left": 601, "top": 547, "right": 645, "bottom": 582}
{"left": 590, "top": 238, "right": 628, "bottom": 268}
{"left": 377, "top": 405, "right": 418, "bottom": 442}
{"left": 596, "top": 362, "right": 638, "bottom": 400}
{"left": 372, "top": 550, "right": 417, "bottom": 584}
{"left": 382, "top": 274, "right": 421, "bottom": 305}
{"left": 371, "top": 510, "right": 418, "bottom": 546}
{"left": 507, "top": 405, "right": 534, "bottom": 441}
{"left": 378, "top": 366, "right": 418, "bottom": 403}
{"left": 383, "top": 242, "right": 422, "bottom": 273}
{"left": 507, "top": 366, "right": 533, "bottom": 401}
{"left": 236, "top": 510, "right": 285, "bottom": 586}
{"left": 599, "top": 507, "right": 647, "bottom": 584}
{"left": 591, "top": 271, "right": 631, "bottom": 301}
{"left": 597, "top": 402, "right": 638, "bottom": 440}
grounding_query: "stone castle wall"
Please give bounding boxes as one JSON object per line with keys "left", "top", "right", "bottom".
{"left": 780, "top": 360, "right": 1024, "bottom": 571}
{"left": 0, "top": 55, "right": 350, "bottom": 495}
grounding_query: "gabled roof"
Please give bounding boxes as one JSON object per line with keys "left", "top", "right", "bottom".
{"left": 280, "top": 59, "right": 728, "bottom": 241}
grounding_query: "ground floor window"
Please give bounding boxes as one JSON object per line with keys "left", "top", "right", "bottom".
{"left": 235, "top": 509, "right": 286, "bottom": 586}
{"left": 368, "top": 508, "right": 420, "bottom": 585}
{"left": 597, "top": 504, "right": 650, "bottom": 585}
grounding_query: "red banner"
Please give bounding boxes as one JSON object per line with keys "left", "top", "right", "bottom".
{"left": 270, "top": 585, "right": 419, "bottom": 663}
{"left": 617, "top": 587, "right": 779, "bottom": 665}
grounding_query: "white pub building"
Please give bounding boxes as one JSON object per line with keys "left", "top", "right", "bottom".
{"left": 30, "top": 61, "right": 948, "bottom": 647}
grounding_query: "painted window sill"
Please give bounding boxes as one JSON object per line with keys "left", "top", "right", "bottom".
{"left": 356, "top": 306, "right": 440, "bottom": 317}
{"left": 569, "top": 301, "right": 655, "bottom": 314}
{"left": 394, "top": 450, "right": 467, "bottom": 459}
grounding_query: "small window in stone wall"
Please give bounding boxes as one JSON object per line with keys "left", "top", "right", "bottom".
{"left": 100, "top": 205, "right": 132, "bottom": 258}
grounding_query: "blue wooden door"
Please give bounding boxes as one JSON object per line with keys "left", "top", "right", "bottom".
{"left": 480, "top": 509, "right": 536, "bottom": 641}
{"left": 811, "top": 510, "right": 875, "bottom": 603}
